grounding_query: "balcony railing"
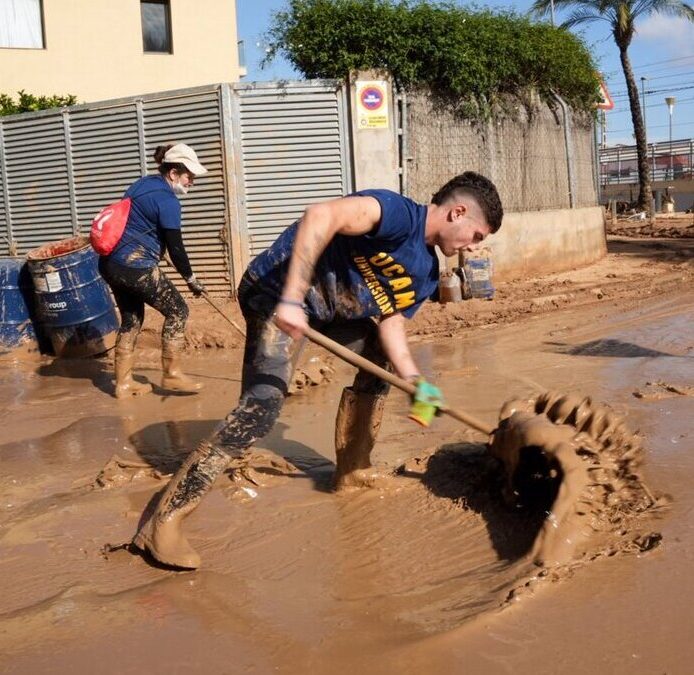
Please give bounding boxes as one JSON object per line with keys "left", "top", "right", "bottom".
{"left": 599, "top": 138, "right": 694, "bottom": 186}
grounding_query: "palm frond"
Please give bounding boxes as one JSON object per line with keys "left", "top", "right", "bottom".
{"left": 639, "top": 0, "right": 694, "bottom": 20}
{"left": 561, "top": 7, "right": 612, "bottom": 27}
{"left": 530, "top": 0, "right": 608, "bottom": 19}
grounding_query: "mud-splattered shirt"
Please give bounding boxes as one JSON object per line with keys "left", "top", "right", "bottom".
{"left": 245, "top": 190, "right": 439, "bottom": 321}
{"left": 108, "top": 175, "right": 181, "bottom": 269}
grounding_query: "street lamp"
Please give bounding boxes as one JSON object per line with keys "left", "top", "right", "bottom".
{"left": 665, "top": 96, "right": 676, "bottom": 179}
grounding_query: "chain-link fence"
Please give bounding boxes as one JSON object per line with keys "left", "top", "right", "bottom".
{"left": 404, "top": 91, "right": 597, "bottom": 211}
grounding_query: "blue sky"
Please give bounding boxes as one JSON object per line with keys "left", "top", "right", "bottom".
{"left": 237, "top": 1, "right": 694, "bottom": 146}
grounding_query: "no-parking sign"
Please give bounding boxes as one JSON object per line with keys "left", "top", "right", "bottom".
{"left": 356, "top": 80, "right": 389, "bottom": 129}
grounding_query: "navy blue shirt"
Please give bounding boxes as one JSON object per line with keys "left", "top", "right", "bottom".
{"left": 245, "top": 190, "right": 439, "bottom": 321}
{"left": 109, "top": 175, "right": 181, "bottom": 268}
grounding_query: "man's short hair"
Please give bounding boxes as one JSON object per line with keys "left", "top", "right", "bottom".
{"left": 431, "top": 172, "right": 503, "bottom": 233}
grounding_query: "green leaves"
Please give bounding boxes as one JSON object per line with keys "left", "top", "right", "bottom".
{"left": 0, "top": 90, "right": 77, "bottom": 116}
{"left": 265, "top": 0, "right": 601, "bottom": 116}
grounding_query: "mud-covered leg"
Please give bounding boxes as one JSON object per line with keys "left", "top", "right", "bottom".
{"left": 333, "top": 388, "right": 387, "bottom": 489}
{"left": 132, "top": 395, "right": 285, "bottom": 569}
{"left": 110, "top": 276, "right": 151, "bottom": 399}
{"left": 133, "top": 307, "right": 298, "bottom": 569}
{"left": 325, "top": 320, "right": 391, "bottom": 490}
{"left": 132, "top": 440, "right": 229, "bottom": 569}
{"left": 148, "top": 270, "right": 201, "bottom": 393}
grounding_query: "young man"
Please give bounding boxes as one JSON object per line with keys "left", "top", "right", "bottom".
{"left": 133, "top": 171, "right": 503, "bottom": 569}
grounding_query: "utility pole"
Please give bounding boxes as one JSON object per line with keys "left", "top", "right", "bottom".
{"left": 601, "top": 110, "right": 606, "bottom": 148}
{"left": 665, "top": 96, "right": 676, "bottom": 179}
{"left": 550, "top": 0, "right": 556, "bottom": 26}
{"left": 641, "top": 77, "right": 648, "bottom": 161}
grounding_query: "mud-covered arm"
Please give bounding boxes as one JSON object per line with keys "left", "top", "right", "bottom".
{"left": 275, "top": 196, "right": 383, "bottom": 339}
{"left": 163, "top": 228, "right": 193, "bottom": 280}
{"left": 377, "top": 313, "right": 420, "bottom": 380}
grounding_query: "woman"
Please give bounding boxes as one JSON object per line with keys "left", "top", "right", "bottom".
{"left": 99, "top": 143, "right": 207, "bottom": 398}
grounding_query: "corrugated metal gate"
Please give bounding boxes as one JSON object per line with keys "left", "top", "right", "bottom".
{"left": 0, "top": 114, "right": 74, "bottom": 251}
{"left": 0, "top": 85, "right": 239, "bottom": 295}
{"left": 0, "top": 81, "right": 352, "bottom": 296}
{"left": 233, "top": 81, "right": 352, "bottom": 258}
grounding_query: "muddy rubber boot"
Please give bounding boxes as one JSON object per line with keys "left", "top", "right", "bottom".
{"left": 161, "top": 338, "right": 203, "bottom": 393}
{"left": 114, "top": 346, "right": 152, "bottom": 399}
{"left": 333, "top": 387, "right": 387, "bottom": 490}
{"left": 132, "top": 441, "right": 229, "bottom": 569}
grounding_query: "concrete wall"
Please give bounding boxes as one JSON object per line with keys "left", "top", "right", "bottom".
{"left": 481, "top": 206, "right": 607, "bottom": 281}
{"left": 0, "top": 0, "right": 245, "bottom": 102}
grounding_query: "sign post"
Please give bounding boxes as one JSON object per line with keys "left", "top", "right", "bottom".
{"left": 596, "top": 76, "right": 614, "bottom": 151}
{"left": 349, "top": 72, "right": 399, "bottom": 191}
{"left": 597, "top": 78, "right": 614, "bottom": 112}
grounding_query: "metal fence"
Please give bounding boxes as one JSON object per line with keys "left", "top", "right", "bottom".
{"left": 402, "top": 91, "right": 598, "bottom": 210}
{"left": 233, "top": 81, "right": 352, "bottom": 259}
{"left": 0, "top": 85, "right": 235, "bottom": 294}
{"left": 600, "top": 139, "right": 694, "bottom": 185}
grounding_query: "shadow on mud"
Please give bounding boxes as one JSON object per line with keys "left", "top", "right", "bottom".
{"left": 546, "top": 338, "right": 686, "bottom": 359}
{"left": 129, "top": 419, "right": 218, "bottom": 474}
{"left": 401, "top": 443, "right": 560, "bottom": 562}
{"left": 36, "top": 356, "right": 114, "bottom": 395}
{"left": 129, "top": 419, "right": 333, "bottom": 489}
{"left": 607, "top": 237, "right": 694, "bottom": 261}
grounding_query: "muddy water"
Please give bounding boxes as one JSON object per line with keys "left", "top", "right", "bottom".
{"left": 1, "top": 293, "right": 692, "bottom": 674}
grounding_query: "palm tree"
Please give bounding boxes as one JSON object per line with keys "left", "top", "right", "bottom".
{"left": 531, "top": 0, "right": 694, "bottom": 213}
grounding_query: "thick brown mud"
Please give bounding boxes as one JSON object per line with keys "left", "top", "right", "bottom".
{"left": 0, "top": 285, "right": 692, "bottom": 673}
{"left": 606, "top": 213, "right": 694, "bottom": 239}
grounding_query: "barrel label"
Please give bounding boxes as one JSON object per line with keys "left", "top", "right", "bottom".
{"left": 45, "top": 271, "right": 63, "bottom": 292}
{"left": 470, "top": 269, "right": 490, "bottom": 281}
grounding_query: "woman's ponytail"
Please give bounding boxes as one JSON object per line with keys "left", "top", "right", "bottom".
{"left": 153, "top": 144, "right": 174, "bottom": 166}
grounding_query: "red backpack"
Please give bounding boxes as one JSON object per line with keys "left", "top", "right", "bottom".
{"left": 90, "top": 197, "right": 132, "bottom": 255}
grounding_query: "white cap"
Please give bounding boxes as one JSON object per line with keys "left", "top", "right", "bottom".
{"left": 164, "top": 143, "right": 208, "bottom": 176}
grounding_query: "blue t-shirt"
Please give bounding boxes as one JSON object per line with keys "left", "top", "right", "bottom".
{"left": 245, "top": 190, "right": 439, "bottom": 321}
{"left": 108, "top": 175, "right": 181, "bottom": 268}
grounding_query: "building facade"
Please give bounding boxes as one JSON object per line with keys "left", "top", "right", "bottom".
{"left": 0, "top": 0, "right": 245, "bottom": 103}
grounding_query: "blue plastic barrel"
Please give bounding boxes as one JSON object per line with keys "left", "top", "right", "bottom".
{"left": 0, "top": 257, "right": 37, "bottom": 349}
{"left": 26, "top": 236, "right": 119, "bottom": 357}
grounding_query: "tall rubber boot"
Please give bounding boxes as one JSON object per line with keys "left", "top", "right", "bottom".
{"left": 132, "top": 441, "right": 229, "bottom": 569}
{"left": 114, "top": 346, "right": 152, "bottom": 399}
{"left": 334, "top": 387, "right": 387, "bottom": 489}
{"left": 161, "top": 338, "right": 203, "bottom": 393}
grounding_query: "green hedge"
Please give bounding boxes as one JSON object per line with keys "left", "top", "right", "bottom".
{"left": 265, "top": 0, "right": 600, "bottom": 116}
{"left": 0, "top": 91, "right": 78, "bottom": 116}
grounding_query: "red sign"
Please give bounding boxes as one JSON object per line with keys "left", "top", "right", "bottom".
{"left": 360, "top": 87, "right": 384, "bottom": 111}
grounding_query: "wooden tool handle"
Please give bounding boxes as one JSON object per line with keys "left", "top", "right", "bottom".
{"left": 304, "top": 327, "right": 493, "bottom": 435}
{"left": 201, "top": 291, "right": 247, "bottom": 338}
{"left": 198, "top": 295, "right": 492, "bottom": 436}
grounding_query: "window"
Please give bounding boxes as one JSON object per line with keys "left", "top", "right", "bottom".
{"left": 141, "top": 0, "right": 172, "bottom": 54}
{"left": 0, "top": 0, "right": 45, "bottom": 49}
